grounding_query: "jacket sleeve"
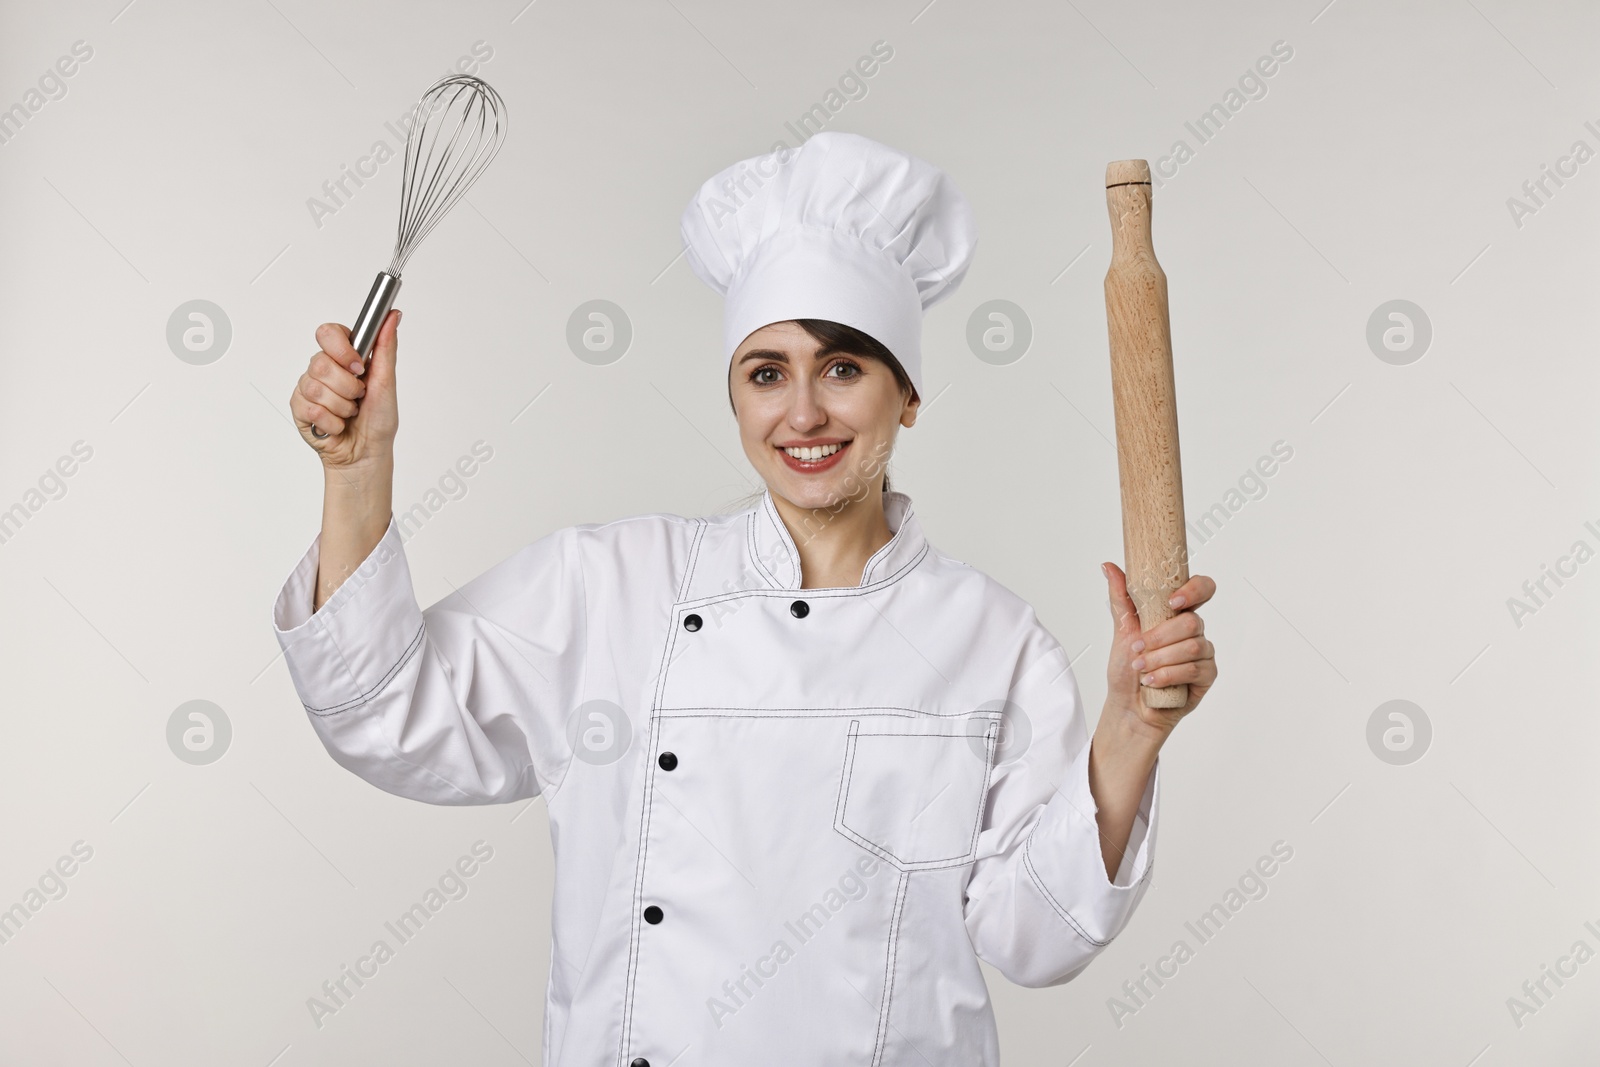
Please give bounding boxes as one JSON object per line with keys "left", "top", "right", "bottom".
{"left": 269, "top": 513, "right": 584, "bottom": 806}
{"left": 963, "top": 622, "right": 1160, "bottom": 987}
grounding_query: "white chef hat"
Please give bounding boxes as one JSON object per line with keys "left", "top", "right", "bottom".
{"left": 679, "top": 131, "right": 976, "bottom": 400}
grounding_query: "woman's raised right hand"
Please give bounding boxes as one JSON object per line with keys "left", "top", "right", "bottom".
{"left": 291, "top": 308, "right": 400, "bottom": 470}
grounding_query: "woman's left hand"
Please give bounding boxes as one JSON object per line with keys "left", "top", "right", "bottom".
{"left": 1101, "top": 562, "right": 1217, "bottom": 745}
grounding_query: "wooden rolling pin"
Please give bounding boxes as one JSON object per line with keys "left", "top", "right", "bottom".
{"left": 1103, "top": 159, "right": 1190, "bottom": 710}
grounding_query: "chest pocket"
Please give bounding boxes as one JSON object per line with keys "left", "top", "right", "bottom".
{"left": 833, "top": 714, "right": 1000, "bottom": 872}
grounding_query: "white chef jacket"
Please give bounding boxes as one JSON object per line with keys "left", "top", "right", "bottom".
{"left": 271, "top": 487, "right": 1159, "bottom": 1066}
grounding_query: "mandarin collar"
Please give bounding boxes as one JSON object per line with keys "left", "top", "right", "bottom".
{"left": 746, "top": 486, "right": 926, "bottom": 591}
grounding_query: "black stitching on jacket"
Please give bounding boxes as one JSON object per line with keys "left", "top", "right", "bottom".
{"left": 302, "top": 619, "right": 427, "bottom": 716}
{"left": 1020, "top": 820, "right": 1155, "bottom": 948}
{"left": 871, "top": 870, "right": 911, "bottom": 1065}
{"left": 832, "top": 717, "right": 1002, "bottom": 872}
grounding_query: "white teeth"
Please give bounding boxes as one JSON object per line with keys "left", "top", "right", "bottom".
{"left": 783, "top": 442, "right": 844, "bottom": 461}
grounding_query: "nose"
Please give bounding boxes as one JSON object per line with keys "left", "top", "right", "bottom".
{"left": 787, "top": 377, "right": 826, "bottom": 430}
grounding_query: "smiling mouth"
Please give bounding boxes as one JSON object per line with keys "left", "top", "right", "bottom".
{"left": 776, "top": 439, "right": 852, "bottom": 471}
{"left": 779, "top": 441, "right": 847, "bottom": 461}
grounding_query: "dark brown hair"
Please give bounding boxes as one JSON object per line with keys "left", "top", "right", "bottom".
{"left": 727, "top": 318, "right": 917, "bottom": 494}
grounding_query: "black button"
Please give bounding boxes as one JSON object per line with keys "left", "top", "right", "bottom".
{"left": 631, "top": 1060, "right": 650, "bottom": 1067}
{"left": 683, "top": 613, "right": 702, "bottom": 631}
{"left": 790, "top": 600, "right": 809, "bottom": 618}
{"left": 644, "top": 905, "right": 663, "bottom": 924}
{"left": 658, "top": 751, "right": 677, "bottom": 771}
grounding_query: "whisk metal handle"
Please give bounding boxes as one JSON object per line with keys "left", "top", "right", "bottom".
{"left": 351, "top": 271, "right": 402, "bottom": 361}
{"left": 309, "top": 270, "right": 402, "bottom": 438}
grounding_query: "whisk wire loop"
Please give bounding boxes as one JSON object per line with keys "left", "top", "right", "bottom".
{"left": 390, "top": 74, "right": 507, "bottom": 276}
{"left": 313, "top": 73, "right": 507, "bottom": 438}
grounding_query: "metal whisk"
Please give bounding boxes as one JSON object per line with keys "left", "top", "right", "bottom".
{"left": 313, "top": 73, "right": 507, "bottom": 437}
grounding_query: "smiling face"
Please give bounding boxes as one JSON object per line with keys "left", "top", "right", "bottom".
{"left": 729, "top": 320, "right": 919, "bottom": 513}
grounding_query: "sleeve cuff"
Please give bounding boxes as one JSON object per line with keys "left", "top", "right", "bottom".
{"left": 1020, "top": 738, "right": 1160, "bottom": 946}
{"left": 270, "top": 515, "right": 426, "bottom": 717}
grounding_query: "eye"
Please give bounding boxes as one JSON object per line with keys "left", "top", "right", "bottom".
{"left": 749, "top": 364, "right": 781, "bottom": 385}
{"left": 828, "top": 359, "right": 863, "bottom": 380}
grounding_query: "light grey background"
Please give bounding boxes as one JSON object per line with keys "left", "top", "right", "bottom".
{"left": 2, "top": 0, "right": 1596, "bottom": 1063}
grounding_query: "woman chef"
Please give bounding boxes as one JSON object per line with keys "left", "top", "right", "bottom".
{"left": 277, "top": 130, "right": 1217, "bottom": 1065}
